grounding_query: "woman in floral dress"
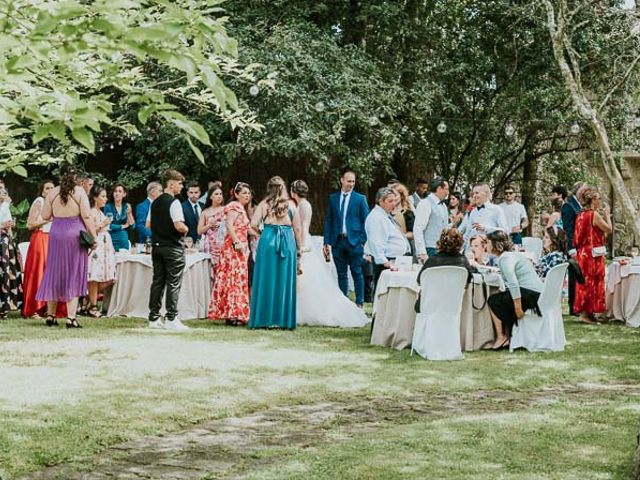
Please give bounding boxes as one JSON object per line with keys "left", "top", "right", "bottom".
{"left": 197, "top": 184, "right": 225, "bottom": 273}
{"left": 573, "top": 185, "right": 611, "bottom": 324}
{"left": 86, "top": 185, "right": 116, "bottom": 317}
{"left": 208, "top": 182, "right": 252, "bottom": 325}
{"left": 0, "top": 184, "right": 23, "bottom": 318}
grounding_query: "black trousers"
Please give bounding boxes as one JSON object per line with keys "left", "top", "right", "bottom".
{"left": 567, "top": 268, "right": 576, "bottom": 316}
{"left": 149, "top": 246, "right": 185, "bottom": 322}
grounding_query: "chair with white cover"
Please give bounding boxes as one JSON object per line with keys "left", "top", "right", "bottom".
{"left": 522, "top": 237, "right": 543, "bottom": 264}
{"left": 18, "top": 242, "right": 29, "bottom": 269}
{"left": 510, "top": 262, "right": 568, "bottom": 353}
{"left": 411, "top": 266, "right": 468, "bottom": 360}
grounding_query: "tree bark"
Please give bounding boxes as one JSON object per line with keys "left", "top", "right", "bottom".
{"left": 521, "top": 150, "right": 537, "bottom": 237}
{"left": 543, "top": 0, "right": 640, "bottom": 241}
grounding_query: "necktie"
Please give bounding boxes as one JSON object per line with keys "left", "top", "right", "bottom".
{"left": 193, "top": 203, "right": 199, "bottom": 219}
{"left": 339, "top": 193, "right": 347, "bottom": 231}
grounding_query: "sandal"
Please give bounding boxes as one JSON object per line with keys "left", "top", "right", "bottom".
{"left": 65, "top": 318, "right": 83, "bottom": 329}
{"left": 45, "top": 315, "right": 59, "bottom": 327}
{"left": 87, "top": 305, "right": 103, "bottom": 318}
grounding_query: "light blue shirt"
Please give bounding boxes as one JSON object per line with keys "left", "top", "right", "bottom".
{"left": 497, "top": 252, "right": 544, "bottom": 299}
{"left": 365, "top": 206, "right": 410, "bottom": 265}
{"left": 459, "top": 201, "right": 509, "bottom": 246}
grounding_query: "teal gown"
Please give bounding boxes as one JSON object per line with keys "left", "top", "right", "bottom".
{"left": 249, "top": 223, "right": 297, "bottom": 329}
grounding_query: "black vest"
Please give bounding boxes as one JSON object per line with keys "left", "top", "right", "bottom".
{"left": 150, "top": 193, "right": 183, "bottom": 247}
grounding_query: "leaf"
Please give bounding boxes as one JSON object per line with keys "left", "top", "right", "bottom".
{"left": 185, "top": 136, "right": 205, "bottom": 164}
{"left": 160, "top": 111, "right": 211, "bottom": 146}
{"left": 12, "top": 165, "right": 28, "bottom": 177}
{"left": 71, "top": 127, "right": 95, "bottom": 152}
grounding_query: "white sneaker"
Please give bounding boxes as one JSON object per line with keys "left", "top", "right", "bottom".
{"left": 164, "top": 319, "right": 189, "bottom": 332}
{"left": 148, "top": 320, "right": 165, "bottom": 330}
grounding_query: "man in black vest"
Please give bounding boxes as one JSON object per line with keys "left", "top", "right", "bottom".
{"left": 148, "top": 169, "right": 190, "bottom": 331}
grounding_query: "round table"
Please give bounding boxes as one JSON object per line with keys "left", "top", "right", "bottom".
{"left": 606, "top": 261, "right": 640, "bottom": 328}
{"left": 370, "top": 267, "right": 505, "bottom": 351}
{"left": 106, "top": 252, "right": 212, "bottom": 321}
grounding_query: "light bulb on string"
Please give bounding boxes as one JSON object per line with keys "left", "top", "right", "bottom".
{"left": 314, "top": 101, "right": 325, "bottom": 112}
{"left": 505, "top": 123, "right": 515, "bottom": 137}
{"left": 118, "top": 140, "right": 123, "bottom": 146}
{"left": 109, "top": 144, "right": 114, "bottom": 150}
{"left": 99, "top": 146, "right": 104, "bottom": 152}
{"left": 570, "top": 122, "right": 580, "bottom": 135}
{"left": 437, "top": 121, "right": 447, "bottom": 134}
{"left": 249, "top": 85, "right": 260, "bottom": 96}
{"left": 369, "top": 116, "right": 379, "bottom": 127}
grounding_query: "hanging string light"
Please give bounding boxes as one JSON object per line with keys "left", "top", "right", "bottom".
{"left": 570, "top": 122, "right": 581, "bottom": 134}
{"left": 437, "top": 121, "right": 447, "bottom": 133}
{"left": 505, "top": 123, "right": 515, "bottom": 137}
{"left": 249, "top": 85, "right": 260, "bottom": 96}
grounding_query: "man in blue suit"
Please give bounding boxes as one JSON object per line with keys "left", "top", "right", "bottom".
{"left": 135, "top": 181, "right": 162, "bottom": 245}
{"left": 181, "top": 182, "right": 202, "bottom": 243}
{"left": 323, "top": 169, "right": 370, "bottom": 307}
{"left": 561, "top": 182, "right": 583, "bottom": 316}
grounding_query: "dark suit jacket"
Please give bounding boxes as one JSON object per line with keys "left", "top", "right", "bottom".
{"left": 135, "top": 199, "right": 152, "bottom": 244}
{"left": 561, "top": 196, "right": 581, "bottom": 251}
{"left": 323, "top": 190, "right": 369, "bottom": 248}
{"left": 417, "top": 253, "right": 475, "bottom": 285}
{"left": 181, "top": 200, "right": 201, "bottom": 242}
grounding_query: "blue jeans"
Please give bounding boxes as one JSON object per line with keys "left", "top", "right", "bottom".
{"left": 332, "top": 236, "right": 364, "bottom": 305}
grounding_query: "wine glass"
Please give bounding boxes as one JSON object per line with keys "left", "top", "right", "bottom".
{"left": 184, "top": 237, "right": 193, "bottom": 250}
{"left": 106, "top": 213, "right": 114, "bottom": 223}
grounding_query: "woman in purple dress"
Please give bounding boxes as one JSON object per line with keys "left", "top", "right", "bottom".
{"left": 36, "top": 165, "right": 96, "bottom": 328}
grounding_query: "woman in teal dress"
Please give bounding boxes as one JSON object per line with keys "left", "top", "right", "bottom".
{"left": 249, "top": 176, "right": 302, "bottom": 330}
{"left": 103, "top": 184, "right": 134, "bottom": 251}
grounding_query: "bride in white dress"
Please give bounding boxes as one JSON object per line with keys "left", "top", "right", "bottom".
{"left": 290, "top": 180, "right": 369, "bottom": 327}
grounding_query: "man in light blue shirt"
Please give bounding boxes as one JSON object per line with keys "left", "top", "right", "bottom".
{"left": 365, "top": 187, "right": 411, "bottom": 290}
{"left": 459, "top": 182, "right": 509, "bottom": 248}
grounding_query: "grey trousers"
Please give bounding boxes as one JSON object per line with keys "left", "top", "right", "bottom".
{"left": 148, "top": 246, "right": 185, "bottom": 322}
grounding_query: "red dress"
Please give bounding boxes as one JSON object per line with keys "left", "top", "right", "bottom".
{"left": 208, "top": 202, "right": 250, "bottom": 323}
{"left": 573, "top": 209, "right": 606, "bottom": 314}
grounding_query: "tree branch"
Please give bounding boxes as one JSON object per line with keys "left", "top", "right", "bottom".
{"left": 599, "top": 51, "right": 640, "bottom": 110}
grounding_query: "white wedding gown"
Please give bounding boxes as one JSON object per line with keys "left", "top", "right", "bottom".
{"left": 296, "top": 199, "right": 370, "bottom": 327}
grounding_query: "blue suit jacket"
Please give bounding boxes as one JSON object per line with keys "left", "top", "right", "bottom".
{"left": 561, "top": 196, "right": 581, "bottom": 250}
{"left": 181, "top": 200, "right": 201, "bottom": 242}
{"left": 135, "top": 199, "right": 152, "bottom": 244}
{"left": 323, "top": 190, "right": 369, "bottom": 248}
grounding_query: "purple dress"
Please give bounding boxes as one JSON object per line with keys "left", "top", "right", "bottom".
{"left": 36, "top": 216, "right": 88, "bottom": 302}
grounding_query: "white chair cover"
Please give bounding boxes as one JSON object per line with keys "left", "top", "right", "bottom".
{"left": 411, "top": 266, "right": 468, "bottom": 360}
{"left": 522, "top": 237, "right": 543, "bottom": 264}
{"left": 510, "top": 263, "right": 568, "bottom": 352}
{"left": 18, "top": 241, "right": 29, "bottom": 269}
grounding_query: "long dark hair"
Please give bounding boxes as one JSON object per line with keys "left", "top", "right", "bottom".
{"left": 59, "top": 164, "right": 77, "bottom": 204}
{"left": 545, "top": 226, "right": 567, "bottom": 254}
{"left": 110, "top": 183, "right": 128, "bottom": 203}
{"left": 39, "top": 179, "right": 55, "bottom": 197}
{"left": 203, "top": 185, "right": 224, "bottom": 209}
{"left": 89, "top": 184, "right": 106, "bottom": 209}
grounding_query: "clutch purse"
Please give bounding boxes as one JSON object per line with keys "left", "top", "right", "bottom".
{"left": 79, "top": 230, "right": 94, "bottom": 248}
{"left": 591, "top": 246, "right": 606, "bottom": 257}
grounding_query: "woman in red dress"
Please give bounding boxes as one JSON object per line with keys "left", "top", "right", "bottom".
{"left": 573, "top": 185, "right": 612, "bottom": 324}
{"left": 22, "top": 180, "right": 67, "bottom": 318}
{"left": 208, "top": 182, "right": 253, "bottom": 325}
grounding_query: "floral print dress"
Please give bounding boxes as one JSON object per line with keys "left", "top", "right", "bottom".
{"left": 208, "top": 202, "right": 250, "bottom": 323}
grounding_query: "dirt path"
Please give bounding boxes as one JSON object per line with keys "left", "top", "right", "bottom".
{"left": 21, "top": 385, "right": 640, "bottom": 480}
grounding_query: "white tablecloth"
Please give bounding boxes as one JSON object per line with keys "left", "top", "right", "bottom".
{"left": 606, "top": 261, "right": 640, "bottom": 328}
{"left": 106, "top": 252, "right": 212, "bottom": 321}
{"left": 371, "top": 267, "right": 505, "bottom": 350}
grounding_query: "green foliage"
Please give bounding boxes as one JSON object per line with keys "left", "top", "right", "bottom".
{"left": 0, "top": 0, "right": 261, "bottom": 175}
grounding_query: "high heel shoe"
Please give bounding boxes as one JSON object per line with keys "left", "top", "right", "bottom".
{"left": 45, "top": 315, "right": 59, "bottom": 327}
{"left": 66, "top": 318, "right": 83, "bottom": 329}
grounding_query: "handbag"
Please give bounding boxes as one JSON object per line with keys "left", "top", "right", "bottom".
{"left": 79, "top": 230, "right": 94, "bottom": 248}
{"left": 568, "top": 258, "right": 585, "bottom": 284}
{"left": 589, "top": 210, "right": 606, "bottom": 258}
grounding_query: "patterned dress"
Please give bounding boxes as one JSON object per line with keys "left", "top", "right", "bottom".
{"left": 208, "top": 202, "right": 250, "bottom": 323}
{"left": 573, "top": 209, "right": 606, "bottom": 314}
{"left": 88, "top": 210, "right": 116, "bottom": 284}
{"left": 201, "top": 207, "right": 225, "bottom": 266}
{"left": 536, "top": 251, "right": 567, "bottom": 279}
{"left": 0, "top": 202, "right": 23, "bottom": 316}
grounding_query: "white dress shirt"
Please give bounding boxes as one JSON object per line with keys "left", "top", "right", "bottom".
{"left": 365, "top": 206, "right": 411, "bottom": 265}
{"left": 0, "top": 202, "right": 11, "bottom": 223}
{"left": 339, "top": 190, "right": 352, "bottom": 234}
{"left": 459, "top": 201, "right": 509, "bottom": 246}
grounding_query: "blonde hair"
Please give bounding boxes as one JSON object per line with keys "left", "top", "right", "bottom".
{"left": 393, "top": 183, "right": 412, "bottom": 211}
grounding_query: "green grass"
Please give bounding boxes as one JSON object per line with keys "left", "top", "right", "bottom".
{"left": 0, "top": 314, "right": 639, "bottom": 479}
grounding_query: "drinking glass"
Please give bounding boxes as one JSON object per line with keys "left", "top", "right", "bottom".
{"left": 106, "top": 213, "right": 114, "bottom": 223}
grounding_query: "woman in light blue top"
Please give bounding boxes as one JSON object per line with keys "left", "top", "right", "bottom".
{"left": 486, "top": 231, "right": 543, "bottom": 350}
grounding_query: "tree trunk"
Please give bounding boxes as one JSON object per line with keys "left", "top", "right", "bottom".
{"left": 544, "top": 1, "right": 640, "bottom": 241}
{"left": 521, "top": 150, "right": 537, "bottom": 237}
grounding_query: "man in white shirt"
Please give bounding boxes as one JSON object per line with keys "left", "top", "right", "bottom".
{"left": 413, "top": 176, "right": 450, "bottom": 263}
{"left": 459, "top": 182, "right": 509, "bottom": 248}
{"left": 365, "top": 187, "right": 411, "bottom": 290}
{"left": 409, "top": 178, "right": 429, "bottom": 208}
{"left": 498, "top": 185, "right": 529, "bottom": 245}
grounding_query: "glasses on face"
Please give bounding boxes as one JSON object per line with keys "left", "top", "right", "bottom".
{"left": 505, "top": 191, "right": 514, "bottom": 195}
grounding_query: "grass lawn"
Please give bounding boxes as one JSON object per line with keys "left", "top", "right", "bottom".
{"left": 0, "top": 314, "right": 639, "bottom": 479}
